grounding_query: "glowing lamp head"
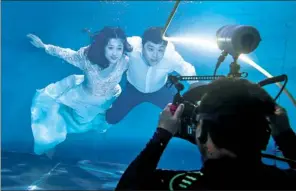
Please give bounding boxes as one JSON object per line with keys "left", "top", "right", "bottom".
{"left": 216, "top": 25, "right": 261, "bottom": 58}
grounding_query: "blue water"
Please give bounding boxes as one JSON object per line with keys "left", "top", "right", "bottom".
{"left": 1, "top": 1, "right": 296, "bottom": 190}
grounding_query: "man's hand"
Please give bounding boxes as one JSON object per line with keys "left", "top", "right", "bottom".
{"left": 158, "top": 103, "right": 184, "bottom": 135}
{"left": 269, "top": 105, "right": 292, "bottom": 137}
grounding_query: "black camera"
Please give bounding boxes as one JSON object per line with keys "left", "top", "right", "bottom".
{"left": 165, "top": 24, "right": 295, "bottom": 165}
{"left": 167, "top": 74, "right": 288, "bottom": 145}
{"left": 167, "top": 75, "right": 212, "bottom": 144}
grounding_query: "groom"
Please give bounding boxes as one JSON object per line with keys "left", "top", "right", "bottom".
{"left": 106, "top": 27, "right": 197, "bottom": 124}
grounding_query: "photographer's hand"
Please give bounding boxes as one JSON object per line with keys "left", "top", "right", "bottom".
{"left": 269, "top": 105, "right": 296, "bottom": 168}
{"left": 116, "top": 103, "right": 186, "bottom": 190}
{"left": 269, "top": 105, "right": 292, "bottom": 137}
{"left": 158, "top": 103, "right": 184, "bottom": 135}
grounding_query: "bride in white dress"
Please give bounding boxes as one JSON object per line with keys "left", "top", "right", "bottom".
{"left": 27, "top": 27, "right": 133, "bottom": 156}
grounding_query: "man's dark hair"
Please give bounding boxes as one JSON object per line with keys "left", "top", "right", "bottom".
{"left": 142, "top": 27, "right": 168, "bottom": 46}
{"left": 199, "top": 78, "right": 276, "bottom": 160}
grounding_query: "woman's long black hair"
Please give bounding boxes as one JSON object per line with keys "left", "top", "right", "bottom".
{"left": 85, "top": 27, "right": 133, "bottom": 69}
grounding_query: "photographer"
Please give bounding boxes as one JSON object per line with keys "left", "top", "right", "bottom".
{"left": 116, "top": 78, "right": 296, "bottom": 190}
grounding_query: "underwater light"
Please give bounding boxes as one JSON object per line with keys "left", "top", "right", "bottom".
{"left": 213, "top": 25, "right": 262, "bottom": 78}
{"left": 163, "top": 28, "right": 295, "bottom": 106}
{"left": 216, "top": 25, "right": 261, "bottom": 58}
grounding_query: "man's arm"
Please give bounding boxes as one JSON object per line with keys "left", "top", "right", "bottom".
{"left": 126, "top": 36, "right": 142, "bottom": 53}
{"left": 116, "top": 128, "right": 186, "bottom": 190}
{"left": 167, "top": 42, "right": 196, "bottom": 81}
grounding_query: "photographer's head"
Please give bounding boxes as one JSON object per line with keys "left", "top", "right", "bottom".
{"left": 194, "top": 78, "right": 276, "bottom": 162}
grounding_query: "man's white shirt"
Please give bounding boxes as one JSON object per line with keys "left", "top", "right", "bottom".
{"left": 126, "top": 36, "right": 196, "bottom": 93}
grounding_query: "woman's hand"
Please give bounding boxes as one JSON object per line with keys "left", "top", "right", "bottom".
{"left": 27, "top": 34, "right": 45, "bottom": 49}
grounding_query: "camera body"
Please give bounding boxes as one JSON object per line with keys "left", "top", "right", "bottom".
{"left": 169, "top": 82, "right": 210, "bottom": 142}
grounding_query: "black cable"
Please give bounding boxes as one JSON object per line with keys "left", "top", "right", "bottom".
{"left": 213, "top": 51, "right": 228, "bottom": 77}
{"left": 274, "top": 75, "right": 288, "bottom": 101}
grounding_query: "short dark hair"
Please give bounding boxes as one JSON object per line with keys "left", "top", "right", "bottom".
{"left": 199, "top": 78, "right": 276, "bottom": 158}
{"left": 86, "top": 26, "right": 133, "bottom": 69}
{"left": 142, "top": 27, "right": 168, "bottom": 46}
